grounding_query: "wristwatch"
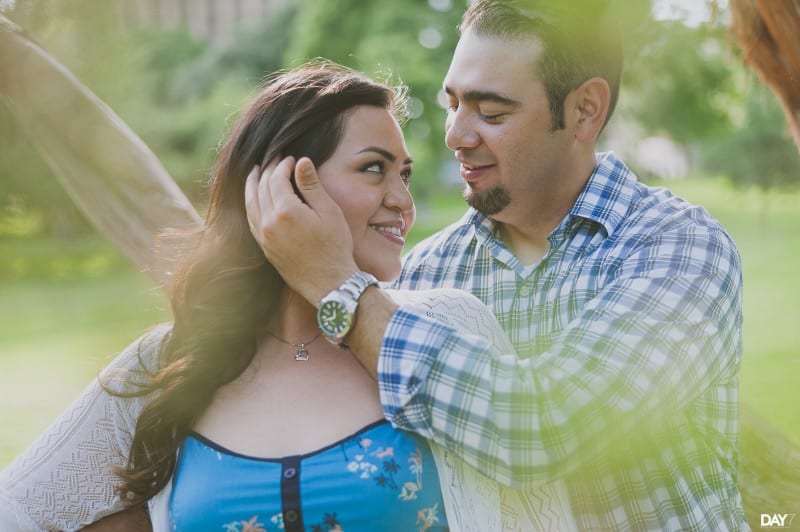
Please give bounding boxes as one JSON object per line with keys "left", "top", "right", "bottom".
{"left": 316, "top": 271, "right": 378, "bottom": 346}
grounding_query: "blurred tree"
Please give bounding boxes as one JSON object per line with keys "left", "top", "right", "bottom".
{"left": 724, "top": 1, "right": 800, "bottom": 526}
{"left": 283, "top": 0, "right": 465, "bottom": 198}
{"left": 0, "top": 0, "right": 297, "bottom": 237}
{"left": 1, "top": 0, "right": 126, "bottom": 238}
{"left": 1, "top": 14, "right": 201, "bottom": 280}
{"left": 4, "top": 0, "right": 797, "bottom": 228}
{"left": 703, "top": 85, "right": 800, "bottom": 190}
{"left": 0, "top": 105, "right": 91, "bottom": 237}
{"left": 619, "top": 4, "right": 800, "bottom": 191}
{"left": 622, "top": 19, "right": 736, "bottom": 144}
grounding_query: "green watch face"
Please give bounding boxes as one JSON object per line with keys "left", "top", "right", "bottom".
{"left": 317, "top": 299, "right": 353, "bottom": 339}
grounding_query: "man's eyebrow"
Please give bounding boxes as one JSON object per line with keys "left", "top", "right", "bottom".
{"left": 357, "top": 147, "right": 413, "bottom": 165}
{"left": 444, "top": 86, "right": 522, "bottom": 108}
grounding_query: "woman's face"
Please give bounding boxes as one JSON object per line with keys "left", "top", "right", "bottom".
{"left": 317, "top": 105, "right": 415, "bottom": 282}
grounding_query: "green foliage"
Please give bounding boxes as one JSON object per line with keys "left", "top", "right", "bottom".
{"left": 619, "top": 11, "right": 800, "bottom": 191}
{"left": 98, "top": 5, "right": 300, "bottom": 203}
{"left": 0, "top": 1, "right": 297, "bottom": 238}
{"left": 0, "top": 106, "right": 94, "bottom": 237}
{"left": 145, "top": 4, "right": 298, "bottom": 106}
{"left": 622, "top": 20, "right": 736, "bottom": 142}
{"left": 4, "top": 0, "right": 799, "bottom": 236}
{"left": 702, "top": 86, "right": 800, "bottom": 190}
{"left": 284, "top": 1, "right": 466, "bottom": 197}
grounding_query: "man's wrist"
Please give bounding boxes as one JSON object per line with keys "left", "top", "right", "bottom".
{"left": 302, "top": 265, "right": 358, "bottom": 309}
{"left": 347, "top": 286, "right": 398, "bottom": 380}
{"left": 316, "top": 271, "right": 379, "bottom": 346}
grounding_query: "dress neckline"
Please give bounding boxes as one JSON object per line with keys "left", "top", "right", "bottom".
{"left": 187, "top": 418, "right": 388, "bottom": 463}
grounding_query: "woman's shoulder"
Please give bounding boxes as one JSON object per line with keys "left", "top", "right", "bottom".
{"left": 100, "top": 322, "right": 172, "bottom": 391}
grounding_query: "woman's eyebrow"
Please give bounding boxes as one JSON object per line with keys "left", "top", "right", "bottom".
{"left": 357, "top": 147, "right": 413, "bottom": 165}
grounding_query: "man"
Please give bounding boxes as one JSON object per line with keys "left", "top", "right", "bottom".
{"left": 250, "top": 1, "right": 748, "bottom": 529}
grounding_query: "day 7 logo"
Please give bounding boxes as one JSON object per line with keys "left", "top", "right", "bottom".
{"left": 760, "top": 513, "right": 796, "bottom": 529}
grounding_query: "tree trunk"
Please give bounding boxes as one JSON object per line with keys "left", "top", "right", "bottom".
{"left": 729, "top": 0, "right": 800, "bottom": 151}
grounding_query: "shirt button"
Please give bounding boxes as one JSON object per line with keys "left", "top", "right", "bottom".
{"left": 285, "top": 509, "right": 298, "bottom": 523}
{"left": 283, "top": 467, "right": 297, "bottom": 479}
{"left": 519, "top": 283, "right": 534, "bottom": 297}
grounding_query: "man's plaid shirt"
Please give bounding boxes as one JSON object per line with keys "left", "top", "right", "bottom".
{"left": 381, "top": 152, "right": 748, "bottom": 530}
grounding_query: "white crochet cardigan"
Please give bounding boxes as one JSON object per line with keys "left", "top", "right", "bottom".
{"left": 0, "top": 288, "right": 575, "bottom": 531}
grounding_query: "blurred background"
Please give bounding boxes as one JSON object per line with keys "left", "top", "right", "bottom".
{"left": 1, "top": 0, "right": 798, "bottom": 468}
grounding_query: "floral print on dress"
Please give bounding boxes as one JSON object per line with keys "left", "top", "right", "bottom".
{"left": 269, "top": 512, "right": 283, "bottom": 530}
{"left": 175, "top": 422, "right": 446, "bottom": 531}
{"left": 221, "top": 515, "right": 267, "bottom": 531}
{"left": 417, "top": 503, "right": 441, "bottom": 531}
{"left": 309, "top": 512, "right": 344, "bottom": 531}
{"left": 346, "top": 439, "right": 441, "bottom": 531}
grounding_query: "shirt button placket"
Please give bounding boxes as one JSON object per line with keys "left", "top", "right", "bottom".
{"left": 519, "top": 282, "right": 534, "bottom": 298}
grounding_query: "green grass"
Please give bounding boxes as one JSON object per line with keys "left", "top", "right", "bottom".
{"left": 662, "top": 178, "right": 800, "bottom": 445}
{"left": 1, "top": 177, "right": 798, "bottom": 467}
{"left": 0, "top": 268, "right": 169, "bottom": 465}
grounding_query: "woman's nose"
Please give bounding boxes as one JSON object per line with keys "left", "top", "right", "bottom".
{"left": 385, "top": 177, "right": 414, "bottom": 214}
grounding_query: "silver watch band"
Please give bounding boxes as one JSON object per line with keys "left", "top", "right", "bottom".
{"left": 316, "top": 270, "right": 379, "bottom": 346}
{"left": 339, "top": 271, "right": 379, "bottom": 303}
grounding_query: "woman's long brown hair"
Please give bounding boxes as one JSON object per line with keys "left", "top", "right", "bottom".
{"left": 108, "top": 60, "right": 406, "bottom": 505}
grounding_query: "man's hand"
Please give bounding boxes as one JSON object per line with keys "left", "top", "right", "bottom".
{"left": 245, "top": 156, "right": 359, "bottom": 306}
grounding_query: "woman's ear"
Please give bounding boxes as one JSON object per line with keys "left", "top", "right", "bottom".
{"left": 571, "top": 77, "right": 611, "bottom": 143}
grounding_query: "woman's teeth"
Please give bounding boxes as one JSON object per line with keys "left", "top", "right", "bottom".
{"left": 370, "top": 225, "right": 402, "bottom": 237}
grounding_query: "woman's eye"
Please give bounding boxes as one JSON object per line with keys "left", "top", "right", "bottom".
{"left": 401, "top": 169, "right": 412, "bottom": 185}
{"left": 363, "top": 162, "right": 384, "bottom": 174}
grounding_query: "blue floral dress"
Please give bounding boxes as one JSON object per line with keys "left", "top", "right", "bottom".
{"left": 169, "top": 420, "right": 448, "bottom": 531}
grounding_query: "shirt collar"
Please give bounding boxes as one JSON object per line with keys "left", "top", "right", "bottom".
{"left": 464, "top": 209, "right": 504, "bottom": 252}
{"left": 463, "top": 151, "right": 636, "bottom": 246}
{"left": 567, "top": 151, "right": 636, "bottom": 238}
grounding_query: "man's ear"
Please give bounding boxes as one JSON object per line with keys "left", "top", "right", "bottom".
{"left": 570, "top": 77, "right": 611, "bottom": 143}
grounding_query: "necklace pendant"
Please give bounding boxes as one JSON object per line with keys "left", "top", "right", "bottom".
{"left": 295, "top": 345, "right": 310, "bottom": 361}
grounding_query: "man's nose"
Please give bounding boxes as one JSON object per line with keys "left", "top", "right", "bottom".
{"left": 445, "top": 109, "right": 480, "bottom": 151}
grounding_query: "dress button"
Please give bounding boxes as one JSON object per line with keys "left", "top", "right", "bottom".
{"left": 285, "top": 509, "right": 298, "bottom": 522}
{"left": 283, "top": 467, "right": 296, "bottom": 479}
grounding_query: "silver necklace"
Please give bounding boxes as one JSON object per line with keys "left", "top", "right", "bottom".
{"left": 267, "top": 330, "right": 323, "bottom": 361}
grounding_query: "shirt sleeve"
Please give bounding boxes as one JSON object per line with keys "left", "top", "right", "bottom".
{"left": 0, "top": 325, "right": 167, "bottom": 530}
{"left": 378, "top": 227, "right": 743, "bottom": 488}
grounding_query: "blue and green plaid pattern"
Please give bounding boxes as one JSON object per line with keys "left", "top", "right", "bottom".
{"left": 381, "top": 152, "right": 748, "bottom": 530}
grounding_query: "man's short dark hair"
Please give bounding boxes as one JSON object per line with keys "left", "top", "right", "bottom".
{"left": 460, "top": 0, "right": 623, "bottom": 131}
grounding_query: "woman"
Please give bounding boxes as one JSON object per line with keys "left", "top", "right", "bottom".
{"left": 0, "top": 60, "right": 448, "bottom": 531}
{"left": 1, "top": 59, "right": 566, "bottom": 532}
